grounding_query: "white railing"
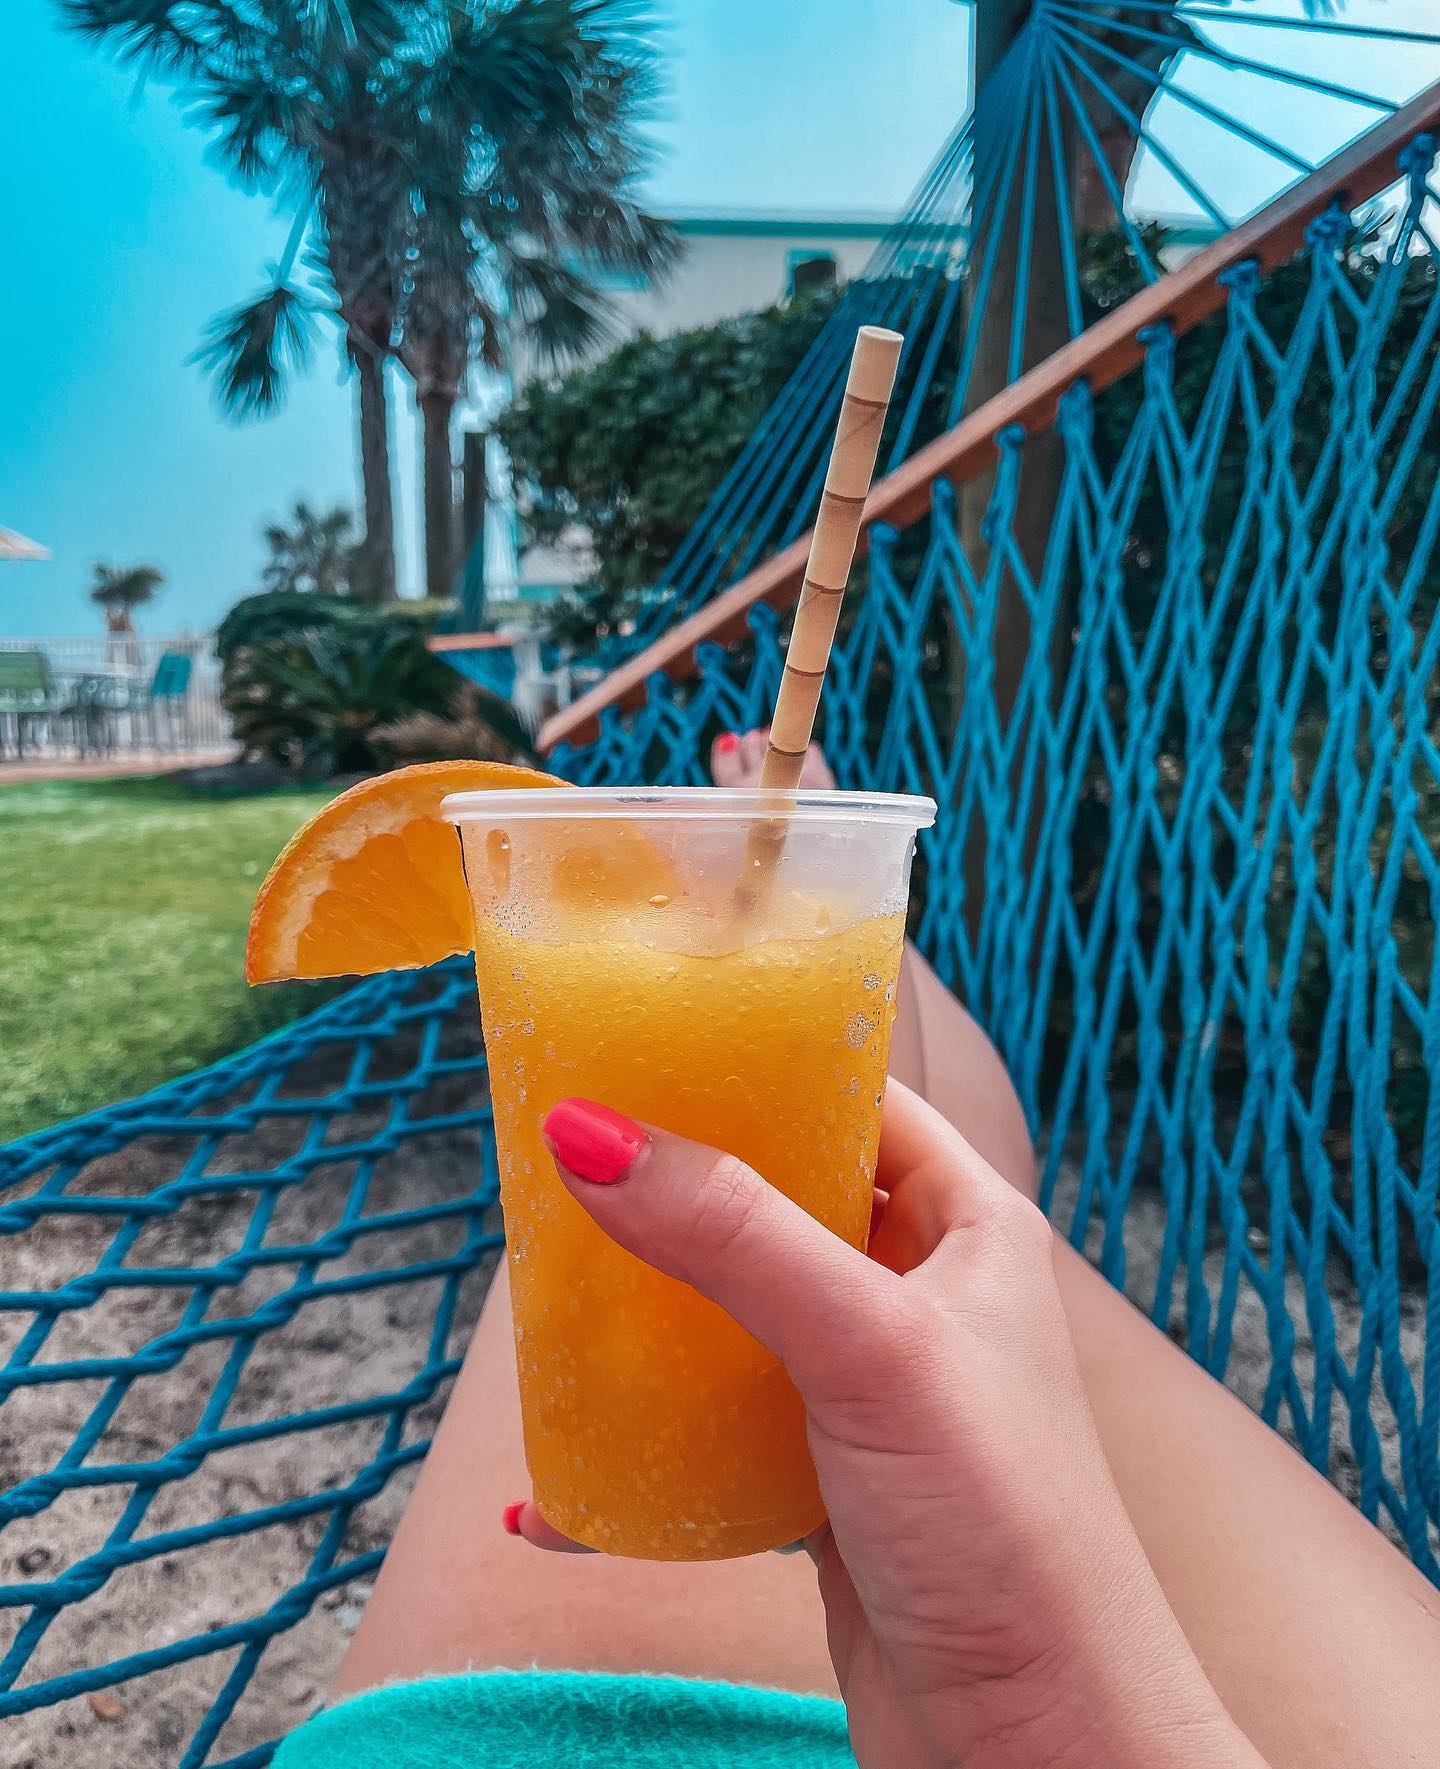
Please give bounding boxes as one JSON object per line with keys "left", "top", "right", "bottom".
{"left": 0, "top": 632, "right": 232, "bottom": 760}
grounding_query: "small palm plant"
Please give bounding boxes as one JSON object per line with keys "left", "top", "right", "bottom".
{"left": 89, "top": 562, "right": 165, "bottom": 636}
{"left": 261, "top": 502, "right": 357, "bottom": 597}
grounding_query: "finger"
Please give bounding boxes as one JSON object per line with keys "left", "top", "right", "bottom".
{"left": 871, "top": 1081, "right": 1039, "bottom": 1279}
{"left": 802, "top": 1522, "right": 832, "bottom": 1567}
{"left": 541, "top": 1098, "right": 900, "bottom": 1402}
{"left": 867, "top": 1185, "right": 889, "bottom": 1246}
{"left": 878, "top": 1079, "right": 1017, "bottom": 1228}
{"left": 505, "top": 1498, "right": 596, "bottom": 1554}
{"left": 869, "top": 1079, "right": 992, "bottom": 1270}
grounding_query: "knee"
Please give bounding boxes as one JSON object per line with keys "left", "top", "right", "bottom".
{"left": 962, "top": 1026, "right": 1037, "bottom": 1202}
{"left": 904, "top": 953, "right": 1038, "bottom": 1202}
{"left": 994, "top": 1087, "right": 1039, "bottom": 1204}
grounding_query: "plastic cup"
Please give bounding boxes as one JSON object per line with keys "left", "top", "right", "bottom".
{"left": 443, "top": 785, "right": 936, "bottom": 1559}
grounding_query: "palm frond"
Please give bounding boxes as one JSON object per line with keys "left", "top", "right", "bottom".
{"left": 411, "top": 0, "right": 659, "bottom": 159}
{"left": 326, "top": 0, "right": 412, "bottom": 61}
{"left": 194, "top": 281, "right": 317, "bottom": 419}
{"left": 539, "top": 186, "right": 679, "bottom": 276}
{"left": 88, "top": 560, "right": 166, "bottom": 608}
{"left": 193, "top": 60, "right": 310, "bottom": 183}
{"left": 74, "top": 0, "right": 669, "bottom": 432}
{"left": 507, "top": 251, "right": 616, "bottom": 364}
{"left": 58, "top": 0, "right": 242, "bottom": 72}
{"left": 565, "top": 0, "right": 661, "bottom": 56}
{"left": 260, "top": 497, "right": 357, "bottom": 593}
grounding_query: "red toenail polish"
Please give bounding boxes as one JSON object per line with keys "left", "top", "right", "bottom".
{"left": 502, "top": 1502, "right": 524, "bottom": 1536}
{"left": 543, "top": 1099, "right": 647, "bottom": 1185}
{"left": 715, "top": 732, "right": 740, "bottom": 755}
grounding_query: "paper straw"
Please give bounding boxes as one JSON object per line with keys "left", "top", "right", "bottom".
{"left": 733, "top": 326, "right": 903, "bottom": 916}
{"left": 758, "top": 325, "right": 904, "bottom": 791}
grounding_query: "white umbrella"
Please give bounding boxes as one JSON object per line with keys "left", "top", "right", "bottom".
{"left": 0, "top": 527, "right": 51, "bottom": 562}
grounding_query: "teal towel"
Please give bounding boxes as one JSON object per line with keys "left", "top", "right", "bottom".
{"left": 273, "top": 1669, "right": 857, "bottom": 1767}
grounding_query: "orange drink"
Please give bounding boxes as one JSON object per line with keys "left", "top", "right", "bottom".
{"left": 444, "top": 786, "right": 935, "bottom": 1559}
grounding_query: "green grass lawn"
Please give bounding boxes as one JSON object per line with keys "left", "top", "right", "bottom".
{"left": 0, "top": 775, "right": 337, "bottom": 1143}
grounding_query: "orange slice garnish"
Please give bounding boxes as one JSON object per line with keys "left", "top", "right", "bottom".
{"left": 246, "top": 760, "right": 562, "bottom": 983}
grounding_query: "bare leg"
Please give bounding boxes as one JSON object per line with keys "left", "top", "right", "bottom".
{"left": 334, "top": 1258, "right": 838, "bottom": 1702}
{"left": 890, "top": 943, "right": 1034, "bottom": 1196}
{"left": 1051, "top": 1245, "right": 1440, "bottom": 1769}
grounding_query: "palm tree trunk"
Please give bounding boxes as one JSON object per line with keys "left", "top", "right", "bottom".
{"left": 460, "top": 429, "right": 489, "bottom": 628}
{"left": 355, "top": 347, "right": 397, "bottom": 604}
{"left": 1077, "top": 123, "right": 1140, "bottom": 232}
{"left": 419, "top": 387, "right": 459, "bottom": 603}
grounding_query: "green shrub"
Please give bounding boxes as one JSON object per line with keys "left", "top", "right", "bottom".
{"left": 214, "top": 590, "right": 357, "bottom": 665}
{"left": 499, "top": 287, "right": 844, "bottom": 643}
{"left": 217, "top": 592, "right": 527, "bottom": 776}
{"left": 375, "top": 683, "right": 537, "bottom": 765}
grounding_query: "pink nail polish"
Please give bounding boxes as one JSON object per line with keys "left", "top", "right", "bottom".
{"left": 502, "top": 1502, "right": 524, "bottom": 1537}
{"left": 543, "top": 1098, "right": 647, "bottom": 1185}
{"left": 715, "top": 732, "right": 741, "bottom": 756}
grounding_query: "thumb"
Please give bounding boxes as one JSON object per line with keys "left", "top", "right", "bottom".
{"left": 540, "top": 1097, "right": 900, "bottom": 1401}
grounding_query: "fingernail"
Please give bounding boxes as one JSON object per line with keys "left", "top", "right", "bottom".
{"left": 715, "top": 732, "right": 741, "bottom": 755}
{"left": 502, "top": 1502, "right": 524, "bottom": 1536}
{"left": 543, "top": 1098, "right": 647, "bottom": 1185}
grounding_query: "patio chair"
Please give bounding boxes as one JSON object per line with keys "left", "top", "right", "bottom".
{"left": 0, "top": 650, "right": 63, "bottom": 760}
{"left": 58, "top": 672, "right": 126, "bottom": 759}
{"left": 134, "top": 648, "right": 194, "bottom": 749}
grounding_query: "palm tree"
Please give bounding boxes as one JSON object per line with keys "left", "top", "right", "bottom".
{"left": 63, "top": 0, "right": 673, "bottom": 609}
{"left": 261, "top": 500, "right": 357, "bottom": 597}
{"left": 89, "top": 562, "right": 165, "bottom": 644}
{"left": 394, "top": 4, "right": 676, "bottom": 599}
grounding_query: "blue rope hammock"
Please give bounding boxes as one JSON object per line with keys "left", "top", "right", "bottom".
{"left": 4, "top": 8, "right": 1440, "bottom": 1760}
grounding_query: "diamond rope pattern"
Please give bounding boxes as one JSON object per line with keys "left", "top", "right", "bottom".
{"left": 0, "top": 963, "right": 499, "bottom": 1765}
{"left": 1, "top": 125, "right": 1437, "bottom": 1767}
{"left": 533, "top": 0, "right": 1440, "bottom": 670}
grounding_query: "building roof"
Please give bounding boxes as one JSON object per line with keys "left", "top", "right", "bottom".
{"left": 666, "top": 206, "right": 899, "bottom": 239}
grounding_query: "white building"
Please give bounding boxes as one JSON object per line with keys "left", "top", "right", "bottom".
{"left": 595, "top": 207, "right": 896, "bottom": 336}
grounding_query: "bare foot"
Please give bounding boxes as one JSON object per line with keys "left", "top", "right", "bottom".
{"left": 710, "top": 728, "right": 837, "bottom": 790}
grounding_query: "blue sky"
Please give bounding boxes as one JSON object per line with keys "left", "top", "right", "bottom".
{"left": 1, "top": 0, "right": 1435, "bottom": 638}
{"left": 0, "top": 0, "right": 970, "bottom": 637}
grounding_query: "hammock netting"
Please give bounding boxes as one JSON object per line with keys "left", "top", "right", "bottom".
{"left": 4, "top": 3, "right": 1440, "bottom": 1760}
